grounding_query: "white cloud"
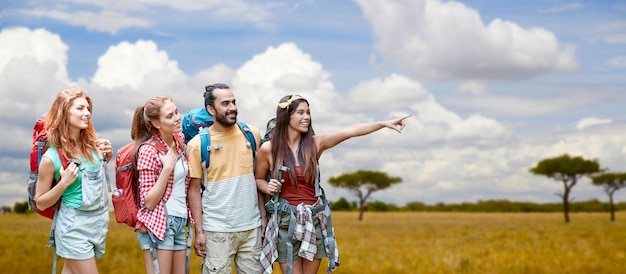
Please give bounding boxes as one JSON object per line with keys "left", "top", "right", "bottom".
{"left": 605, "top": 56, "right": 626, "bottom": 68}
{"left": 594, "top": 21, "right": 626, "bottom": 45}
{"left": 0, "top": 27, "right": 74, "bottom": 127}
{"left": 356, "top": 0, "right": 578, "bottom": 81}
{"left": 59, "top": 0, "right": 147, "bottom": 11}
{"left": 92, "top": 40, "right": 186, "bottom": 89}
{"left": 344, "top": 74, "right": 429, "bottom": 114}
{"left": 232, "top": 42, "right": 337, "bottom": 128}
{"left": 540, "top": 3, "right": 583, "bottom": 13}
{"left": 444, "top": 93, "right": 592, "bottom": 117}
{"left": 21, "top": 9, "right": 152, "bottom": 34}
{"left": 576, "top": 117, "right": 612, "bottom": 130}
{"left": 16, "top": 0, "right": 281, "bottom": 33}
{"left": 456, "top": 80, "right": 487, "bottom": 95}
{"left": 601, "top": 33, "right": 626, "bottom": 45}
{"left": 404, "top": 94, "right": 509, "bottom": 146}
{"left": 1, "top": 26, "right": 625, "bottom": 208}
{"left": 0, "top": 27, "right": 69, "bottom": 83}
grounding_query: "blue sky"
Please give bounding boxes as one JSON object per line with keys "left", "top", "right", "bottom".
{"left": 1, "top": 0, "right": 626, "bottom": 207}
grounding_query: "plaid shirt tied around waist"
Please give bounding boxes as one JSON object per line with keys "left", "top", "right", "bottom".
{"left": 260, "top": 199, "right": 340, "bottom": 274}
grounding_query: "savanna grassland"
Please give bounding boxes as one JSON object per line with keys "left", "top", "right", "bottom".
{"left": 1, "top": 212, "right": 625, "bottom": 274}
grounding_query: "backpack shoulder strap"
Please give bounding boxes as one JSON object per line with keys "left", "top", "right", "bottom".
{"left": 199, "top": 123, "right": 256, "bottom": 171}
{"left": 237, "top": 121, "right": 257, "bottom": 157}
{"left": 144, "top": 139, "right": 168, "bottom": 154}
{"left": 57, "top": 149, "right": 70, "bottom": 169}
{"left": 198, "top": 127, "right": 212, "bottom": 170}
{"left": 47, "top": 147, "right": 70, "bottom": 176}
{"left": 314, "top": 164, "right": 322, "bottom": 197}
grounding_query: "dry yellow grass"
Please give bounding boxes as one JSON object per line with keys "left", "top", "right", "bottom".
{"left": 1, "top": 212, "right": 625, "bottom": 273}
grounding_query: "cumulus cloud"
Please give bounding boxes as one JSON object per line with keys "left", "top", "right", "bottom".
{"left": 232, "top": 42, "right": 337, "bottom": 127}
{"left": 0, "top": 27, "right": 69, "bottom": 83}
{"left": 356, "top": 0, "right": 578, "bottom": 81}
{"left": 407, "top": 95, "right": 509, "bottom": 145}
{"left": 0, "top": 27, "right": 73, "bottom": 133}
{"left": 92, "top": 40, "right": 186, "bottom": 89}
{"left": 576, "top": 117, "right": 612, "bottom": 130}
{"left": 1, "top": 27, "right": 623, "bottom": 208}
{"left": 343, "top": 74, "right": 429, "bottom": 114}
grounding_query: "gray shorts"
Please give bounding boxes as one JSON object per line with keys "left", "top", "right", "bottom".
{"left": 55, "top": 204, "right": 109, "bottom": 260}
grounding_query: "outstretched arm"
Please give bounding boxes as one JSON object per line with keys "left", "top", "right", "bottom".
{"left": 315, "top": 114, "right": 411, "bottom": 155}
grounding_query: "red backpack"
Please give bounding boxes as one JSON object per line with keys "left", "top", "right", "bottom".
{"left": 112, "top": 140, "right": 167, "bottom": 230}
{"left": 27, "top": 114, "right": 69, "bottom": 219}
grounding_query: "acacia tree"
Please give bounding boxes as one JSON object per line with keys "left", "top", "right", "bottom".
{"left": 328, "top": 170, "right": 402, "bottom": 220}
{"left": 591, "top": 172, "right": 626, "bottom": 221}
{"left": 529, "top": 154, "right": 600, "bottom": 223}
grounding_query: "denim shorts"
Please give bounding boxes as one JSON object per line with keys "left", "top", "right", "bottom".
{"left": 137, "top": 216, "right": 188, "bottom": 251}
{"left": 55, "top": 203, "right": 109, "bottom": 260}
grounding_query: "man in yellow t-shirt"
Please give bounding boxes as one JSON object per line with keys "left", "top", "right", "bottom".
{"left": 186, "top": 83, "right": 263, "bottom": 274}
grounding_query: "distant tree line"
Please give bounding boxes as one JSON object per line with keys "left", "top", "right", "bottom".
{"left": 330, "top": 197, "right": 626, "bottom": 213}
{"left": 11, "top": 198, "right": 626, "bottom": 214}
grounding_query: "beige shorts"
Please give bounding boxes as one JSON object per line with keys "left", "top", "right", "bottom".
{"left": 202, "top": 227, "right": 261, "bottom": 274}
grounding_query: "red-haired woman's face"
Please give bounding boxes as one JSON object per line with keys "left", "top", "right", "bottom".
{"left": 67, "top": 97, "right": 91, "bottom": 130}
{"left": 289, "top": 101, "right": 311, "bottom": 133}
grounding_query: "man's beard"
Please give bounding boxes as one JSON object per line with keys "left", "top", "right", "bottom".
{"left": 215, "top": 110, "right": 237, "bottom": 127}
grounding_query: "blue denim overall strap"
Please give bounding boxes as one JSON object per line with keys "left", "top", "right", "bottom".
{"left": 100, "top": 153, "right": 112, "bottom": 193}
{"left": 76, "top": 161, "right": 108, "bottom": 211}
{"left": 46, "top": 205, "right": 60, "bottom": 274}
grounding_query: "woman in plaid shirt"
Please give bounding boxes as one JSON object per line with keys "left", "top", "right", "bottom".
{"left": 255, "top": 94, "right": 410, "bottom": 274}
{"left": 130, "top": 96, "right": 193, "bottom": 274}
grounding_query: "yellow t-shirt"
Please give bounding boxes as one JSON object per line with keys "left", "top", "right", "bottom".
{"left": 187, "top": 124, "right": 261, "bottom": 232}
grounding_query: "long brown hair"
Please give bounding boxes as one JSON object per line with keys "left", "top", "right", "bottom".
{"left": 44, "top": 86, "right": 98, "bottom": 162}
{"left": 129, "top": 96, "right": 174, "bottom": 172}
{"left": 271, "top": 95, "right": 317, "bottom": 185}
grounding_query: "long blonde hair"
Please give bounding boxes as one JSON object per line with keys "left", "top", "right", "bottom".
{"left": 43, "top": 86, "right": 99, "bottom": 162}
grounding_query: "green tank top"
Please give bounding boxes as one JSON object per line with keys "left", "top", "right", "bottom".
{"left": 43, "top": 147, "right": 101, "bottom": 208}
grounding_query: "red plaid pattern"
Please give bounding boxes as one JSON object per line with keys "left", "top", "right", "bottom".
{"left": 136, "top": 133, "right": 193, "bottom": 240}
{"left": 294, "top": 204, "right": 317, "bottom": 261}
{"left": 260, "top": 213, "right": 279, "bottom": 274}
{"left": 317, "top": 212, "right": 340, "bottom": 273}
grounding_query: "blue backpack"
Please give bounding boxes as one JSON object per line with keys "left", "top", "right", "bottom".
{"left": 181, "top": 107, "right": 257, "bottom": 169}
{"left": 181, "top": 107, "right": 213, "bottom": 143}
